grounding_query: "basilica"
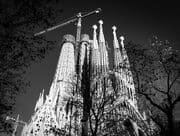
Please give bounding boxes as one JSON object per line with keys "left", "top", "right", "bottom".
{"left": 21, "top": 20, "right": 157, "bottom": 136}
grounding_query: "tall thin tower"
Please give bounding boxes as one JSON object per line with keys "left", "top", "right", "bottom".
{"left": 21, "top": 35, "right": 76, "bottom": 136}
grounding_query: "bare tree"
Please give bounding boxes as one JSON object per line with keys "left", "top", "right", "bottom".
{"left": 126, "top": 37, "right": 180, "bottom": 136}
{"left": 89, "top": 75, "right": 115, "bottom": 136}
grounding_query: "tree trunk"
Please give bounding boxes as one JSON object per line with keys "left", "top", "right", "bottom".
{"left": 92, "top": 120, "right": 98, "bottom": 136}
{"left": 167, "top": 111, "right": 174, "bottom": 136}
{"left": 82, "top": 119, "right": 89, "bottom": 136}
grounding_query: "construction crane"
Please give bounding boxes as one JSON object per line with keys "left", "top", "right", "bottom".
{"left": 6, "top": 115, "right": 26, "bottom": 136}
{"left": 34, "top": 8, "right": 101, "bottom": 69}
{"left": 34, "top": 8, "right": 101, "bottom": 37}
{"left": 34, "top": 8, "right": 102, "bottom": 73}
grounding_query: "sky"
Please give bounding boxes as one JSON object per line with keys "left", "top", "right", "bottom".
{"left": 13, "top": 0, "right": 180, "bottom": 130}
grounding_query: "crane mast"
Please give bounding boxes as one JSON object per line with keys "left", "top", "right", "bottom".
{"left": 6, "top": 115, "right": 26, "bottom": 136}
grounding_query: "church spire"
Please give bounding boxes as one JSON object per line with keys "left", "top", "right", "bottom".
{"left": 120, "top": 36, "right": 125, "bottom": 48}
{"left": 48, "top": 34, "right": 76, "bottom": 107}
{"left": 98, "top": 20, "right": 105, "bottom": 43}
{"left": 112, "top": 26, "right": 119, "bottom": 49}
{"left": 91, "top": 24, "right": 101, "bottom": 75}
{"left": 98, "top": 20, "right": 109, "bottom": 73}
{"left": 93, "top": 25, "right": 98, "bottom": 50}
{"left": 120, "top": 36, "right": 130, "bottom": 68}
{"left": 34, "top": 89, "right": 44, "bottom": 111}
{"left": 40, "top": 89, "right": 44, "bottom": 107}
{"left": 112, "top": 26, "right": 123, "bottom": 70}
{"left": 119, "top": 36, "right": 137, "bottom": 106}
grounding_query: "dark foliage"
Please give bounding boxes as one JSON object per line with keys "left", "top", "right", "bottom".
{"left": 126, "top": 36, "right": 180, "bottom": 136}
{"left": 0, "top": 0, "right": 62, "bottom": 134}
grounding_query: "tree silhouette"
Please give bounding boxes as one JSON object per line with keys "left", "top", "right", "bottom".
{"left": 126, "top": 37, "right": 180, "bottom": 136}
{"left": 0, "top": 0, "right": 62, "bottom": 134}
{"left": 89, "top": 75, "right": 115, "bottom": 136}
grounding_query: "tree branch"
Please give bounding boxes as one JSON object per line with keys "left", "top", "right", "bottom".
{"left": 172, "top": 95, "right": 180, "bottom": 106}
{"left": 89, "top": 113, "right": 94, "bottom": 135}
{"left": 138, "top": 91, "right": 167, "bottom": 114}
{"left": 150, "top": 115, "right": 165, "bottom": 131}
{"left": 169, "top": 73, "right": 180, "bottom": 90}
{"left": 152, "top": 85, "right": 167, "bottom": 95}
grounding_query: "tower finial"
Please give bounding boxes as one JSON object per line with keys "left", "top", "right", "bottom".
{"left": 112, "top": 26, "right": 117, "bottom": 31}
{"left": 98, "top": 20, "right": 105, "bottom": 43}
{"left": 93, "top": 24, "right": 97, "bottom": 30}
{"left": 120, "top": 36, "right": 125, "bottom": 48}
{"left": 112, "top": 26, "right": 119, "bottom": 49}
{"left": 92, "top": 25, "right": 98, "bottom": 49}
{"left": 99, "top": 20, "right": 103, "bottom": 25}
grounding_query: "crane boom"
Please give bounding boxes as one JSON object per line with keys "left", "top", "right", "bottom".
{"left": 34, "top": 18, "right": 77, "bottom": 36}
{"left": 34, "top": 8, "right": 101, "bottom": 36}
{"left": 6, "top": 115, "right": 27, "bottom": 125}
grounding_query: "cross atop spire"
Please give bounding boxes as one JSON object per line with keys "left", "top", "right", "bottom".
{"left": 98, "top": 20, "right": 105, "bottom": 43}
{"left": 112, "top": 26, "right": 120, "bottom": 49}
